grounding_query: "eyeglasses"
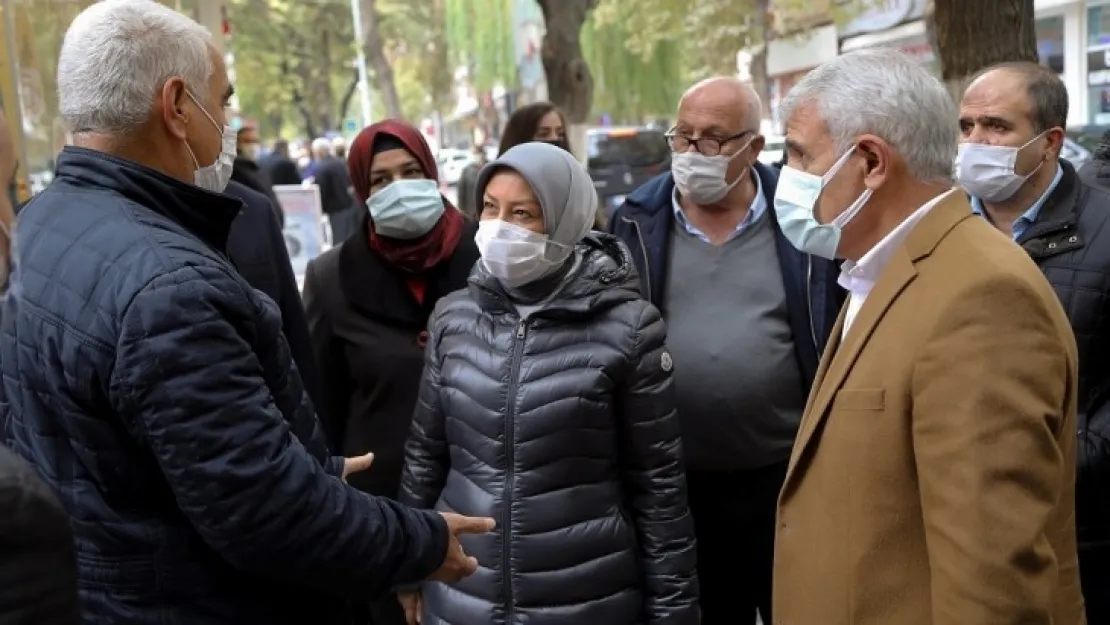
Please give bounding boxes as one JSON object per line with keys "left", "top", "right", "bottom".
{"left": 665, "top": 129, "right": 753, "bottom": 156}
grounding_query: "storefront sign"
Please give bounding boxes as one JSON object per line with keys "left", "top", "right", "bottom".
{"left": 768, "top": 24, "right": 839, "bottom": 76}
{"left": 273, "top": 184, "right": 328, "bottom": 280}
{"left": 839, "top": 0, "right": 919, "bottom": 38}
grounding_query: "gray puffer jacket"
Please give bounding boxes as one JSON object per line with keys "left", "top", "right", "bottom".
{"left": 400, "top": 233, "right": 699, "bottom": 625}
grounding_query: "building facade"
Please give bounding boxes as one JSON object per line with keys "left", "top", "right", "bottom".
{"left": 762, "top": 0, "right": 1099, "bottom": 128}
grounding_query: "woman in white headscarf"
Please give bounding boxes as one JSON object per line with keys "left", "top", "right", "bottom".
{"left": 398, "top": 142, "right": 699, "bottom": 625}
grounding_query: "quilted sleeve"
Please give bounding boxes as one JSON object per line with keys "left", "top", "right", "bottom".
{"left": 110, "top": 265, "right": 448, "bottom": 597}
{"left": 619, "top": 303, "right": 700, "bottom": 625}
{"left": 399, "top": 311, "right": 450, "bottom": 510}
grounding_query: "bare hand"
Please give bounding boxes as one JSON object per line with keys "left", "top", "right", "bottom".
{"left": 397, "top": 591, "right": 421, "bottom": 625}
{"left": 342, "top": 452, "right": 374, "bottom": 482}
{"left": 428, "top": 512, "right": 496, "bottom": 582}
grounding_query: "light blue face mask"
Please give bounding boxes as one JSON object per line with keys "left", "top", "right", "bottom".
{"left": 366, "top": 178, "right": 446, "bottom": 240}
{"left": 773, "top": 146, "right": 872, "bottom": 260}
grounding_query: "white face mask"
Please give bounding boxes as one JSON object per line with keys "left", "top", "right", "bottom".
{"left": 773, "top": 147, "right": 871, "bottom": 260}
{"left": 671, "top": 138, "right": 753, "bottom": 205}
{"left": 367, "top": 179, "right": 446, "bottom": 240}
{"left": 474, "top": 219, "right": 570, "bottom": 288}
{"left": 184, "top": 91, "right": 236, "bottom": 193}
{"left": 956, "top": 132, "right": 1047, "bottom": 203}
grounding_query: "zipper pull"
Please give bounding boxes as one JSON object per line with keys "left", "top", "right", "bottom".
{"left": 516, "top": 321, "right": 526, "bottom": 339}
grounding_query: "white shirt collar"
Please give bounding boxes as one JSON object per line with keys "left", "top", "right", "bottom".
{"left": 838, "top": 188, "right": 957, "bottom": 296}
{"left": 671, "top": 169, "right": 766, "bottom": 244}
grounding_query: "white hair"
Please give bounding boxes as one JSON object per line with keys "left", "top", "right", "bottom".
{"left": 311, "top": 138, "right": 332, "bottom": 155}
{"left": 778, "top": 49, "right": 957, "bottom": 183}
{"left": 58, "top": 0, "right": 213, "bottom": 135}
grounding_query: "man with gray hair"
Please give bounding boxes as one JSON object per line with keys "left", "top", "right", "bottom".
{"left": 960, "top": 61, "right": 1110, "bottom": 625}
{"left": 0, "top": 1, "right": 492, "bottom": 623}
{"left": 609, "top": 76, "right": 841, "bottom": 625}
{"left": 772, "top": 49, "right": 1084, "bottom": 624}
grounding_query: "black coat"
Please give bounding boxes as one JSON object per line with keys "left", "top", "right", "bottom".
{"left": 400, "top": 234, "right": 699, "bottom": 625}
{"left": 302, "top": 215, "right": 479, "bottom": 499}
{"left": 1054, "top": 159, "right": 1110, "bottom": 553}
{"left": 230, "top": 157, "right": 283, "bottom": 226}
{"left": 262, "top": 153, "right": 303, "bottom": 187}
{"left": 1, "top": 147, "right": 449, "bottom": 624}
{"left": 314, "top": 156, "right": 357, "bottom": 216}
{"left": 224, "top": 180, "right": 325, "bottom": 425}
{"left": 0, "top": 443, "right": 79, "bottom": 625}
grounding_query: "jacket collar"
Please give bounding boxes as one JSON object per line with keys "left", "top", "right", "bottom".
{"left": 1019, "top": 159, "right": 1080, "bottom": 242}
{"left": 54, "top": 146, "right": 242, "bottom": 253}
{"left": 785, "top": 191, "right": 974, "bottom": 493}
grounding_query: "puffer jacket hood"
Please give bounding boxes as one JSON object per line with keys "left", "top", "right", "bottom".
{"left": 401, "top": 233, "right": 700, "bottom": 625}
{"left": 469, "top": 232, "right": 640, "bottom": 319}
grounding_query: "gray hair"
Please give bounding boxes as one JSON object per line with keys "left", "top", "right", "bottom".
{"left": 778, "top": 49, "right": 957, "bottom": 183}
{"left": 58, "top": 0, "right": 213, "bottom": 136}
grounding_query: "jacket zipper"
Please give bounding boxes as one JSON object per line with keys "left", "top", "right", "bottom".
{"left": 621, "top": 215, "right": 652, "bottom": 303}
{"left": 805, "top": 256, "right": 820, "bottom": 355}
{"left": 502, "top": 319, "right": 527, "bottom": 621}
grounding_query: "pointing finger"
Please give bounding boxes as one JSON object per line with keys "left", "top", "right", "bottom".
{"left": 343, "top": 452, "right": 374, "bottom": 480}
{"left": 452, "top": 515, "right": 496, "bottom": 534}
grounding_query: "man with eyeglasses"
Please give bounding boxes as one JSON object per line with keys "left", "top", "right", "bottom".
{"left": 608, "top": 77, "right": 842, "bottom": 625}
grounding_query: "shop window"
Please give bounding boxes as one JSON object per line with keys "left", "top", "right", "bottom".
{"left": 1037, "top": 16, "right": 1064, "bottom": 74}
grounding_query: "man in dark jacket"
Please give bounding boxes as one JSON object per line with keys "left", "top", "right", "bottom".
{"left": 0, "top": 3, "right": 491, "bottom": 624}
{"left": 0, "top": 444, "right": 80, "bottom": 625}
{"left": 310, "top": 138, "right": 360, "bottom": 243}
{"left": 230, "top": 126, "right": 283, "bottom": 226}
{"left": 608, "top": 77, "right": 841, "bottom": 625}
{"left": 958, "top": 61, "right": 1109, "bottom": 624}
{"left": 262, "top": 139, "right": 303, "bottom": 186}
{"left": 224, "top": 180, "right": 324, "bottom": 422}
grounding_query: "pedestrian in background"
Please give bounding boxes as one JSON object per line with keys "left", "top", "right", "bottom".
{"left": 400, "top": 141, "right": 699, "bottom": 625}
{"left": 302, "top": 118, "right": 479, "bottom": 625}
{"left": 455, "top": 144, "right": 487, "bottom": 219}
{"left": 773, "top": 49, "right": 1084, "bottom": 625}
{"left": 958, "top": 61, "right": 1110, "bottom": 625}
{"left": 498, "top": 101, "right": 571, "bottom": 155}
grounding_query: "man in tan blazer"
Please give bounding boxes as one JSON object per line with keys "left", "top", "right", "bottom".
{"left": 770, "top": 49, "right": 1086, "bottom": 625}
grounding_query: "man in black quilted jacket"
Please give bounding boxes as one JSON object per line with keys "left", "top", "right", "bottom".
{"left": 0, "top": 1, "right": 492, "bottom": 623}
{"left": 958, "top": 61, "right": 1110, "bottom": 624}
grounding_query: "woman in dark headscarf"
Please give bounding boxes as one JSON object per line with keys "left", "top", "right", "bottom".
{"left": 301, "top": 119, "right": 479, "bottom": 624}
{"left": 399, "top": 142, "right": 699, "bottom": 625}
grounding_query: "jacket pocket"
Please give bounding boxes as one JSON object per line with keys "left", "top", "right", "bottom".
{"left": 831, "top": 388, "right": 885, "bottom": 411}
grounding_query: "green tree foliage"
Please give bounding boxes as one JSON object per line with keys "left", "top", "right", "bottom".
{"left": 229, "top": 0, "right": 453, "bottom": 138}
{"left": 581, "top": 16, "right": 684, "bottom": 122}
{"left": 444, "top": 0, "right": 517, "bottom": 91}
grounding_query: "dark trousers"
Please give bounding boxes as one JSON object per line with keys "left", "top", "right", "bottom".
{"left": 687, "top": 461, "right": 788, "bottom": 625}
{"left": 1082, "top": 545, "right": 1110, "bottom": 625}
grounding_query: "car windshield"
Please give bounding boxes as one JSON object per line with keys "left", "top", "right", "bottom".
{"left": 586, "top": 130, "right": 669, "bottom": 170}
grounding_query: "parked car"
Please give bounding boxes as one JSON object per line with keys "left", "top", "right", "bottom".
{"left": 586, "top": 127, "right": 671, "bottom": 225}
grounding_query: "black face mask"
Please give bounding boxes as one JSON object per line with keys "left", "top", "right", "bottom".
{"left": 540, "top": 139, "right": 570, "bottom": 153}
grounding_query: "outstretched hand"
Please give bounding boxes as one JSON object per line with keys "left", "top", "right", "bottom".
{"left": 342, "top": 452, "right": 374, "bottom": 482}
{"left": 428, "top": 512, "right": 496, "bottom": 582}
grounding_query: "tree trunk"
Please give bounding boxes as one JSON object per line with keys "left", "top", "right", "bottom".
{"left": 750, "top": 0, "right": 773, "bottom": 121}
{"left": 361, "top": 0, "right": 404, "bottom": 119}
{"left": 338, "top": 67, "right": 360, "bottom": 129}
{"left": 536, "top": 0, "right": 596, "bottom": 124}
{"left": 930, "top": 0, "right": 1038, "bottom": 101}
